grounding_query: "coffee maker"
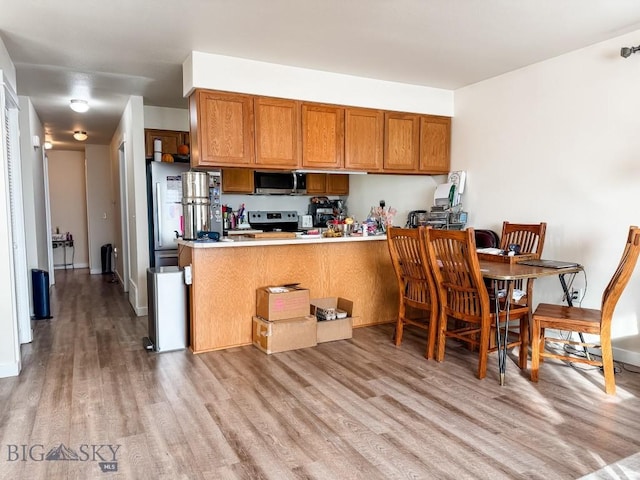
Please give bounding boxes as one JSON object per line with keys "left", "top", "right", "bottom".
{"left": 308, "top": 197, "right": 334, "bottom": 227}
{"left": 406, "top": 210, "right": 428, "bottom": 228}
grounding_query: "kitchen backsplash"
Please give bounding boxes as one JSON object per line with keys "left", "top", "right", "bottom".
{"left": 224, "top": 173, "right": 447, "bottom": 227}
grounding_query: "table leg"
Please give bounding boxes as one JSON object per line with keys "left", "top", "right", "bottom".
{"left": 559, "top": 274, "right": 590, "bottom": 360}
{"left": 493, "top": 281, "right": 512, "bottom": 386}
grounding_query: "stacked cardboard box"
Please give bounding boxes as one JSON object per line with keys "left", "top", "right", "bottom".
{"left": 310, "top": 297, "right": 354, "bottom": 343}
{"left": 253, "top": 285, "right": 317, "bottom": 354}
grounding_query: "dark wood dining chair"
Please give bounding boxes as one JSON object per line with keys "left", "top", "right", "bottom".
{"left": 499, "top": 222, "right": 547, "bottom": 305}
{"left": 500, "top": 222, "right": 547, "bottom": 258}
{"left": 474, "top": 229, "right": 500, "bottom": 249}
{"left": 386, "top": 227, "right": 438, "bottom": 359}
{"left": 530, "top": 226, "right": 640, "bottom": 395}
{"left": 424, "top": 227, "right": 530, "bottom": 379}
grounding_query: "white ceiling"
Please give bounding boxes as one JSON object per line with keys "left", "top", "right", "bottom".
{"left": 2, "top": 0, "right": 640, "bottom": 150}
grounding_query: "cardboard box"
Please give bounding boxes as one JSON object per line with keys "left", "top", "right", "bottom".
{"left": 252, "top": 315, "right": 317, "bottom": 354}
{"left": 256, "top": 285, "right": 310, "bottom": 321}
{"left": 476, "top": 252, "right": 538, "bottom": 265}
{"left": 310, "top": 297, "right": 354, "bottom": 343}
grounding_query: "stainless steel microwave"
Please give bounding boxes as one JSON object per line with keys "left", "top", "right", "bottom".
{"left": 253, "top": 171, "right": 307, "bottom": 195}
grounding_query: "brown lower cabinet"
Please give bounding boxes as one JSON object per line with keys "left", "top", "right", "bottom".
{"left": 179, "top": 238, "right": 397, "bottom": 353}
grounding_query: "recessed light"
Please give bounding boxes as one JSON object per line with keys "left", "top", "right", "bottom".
{"left": 44, "top": 141, "right": 53, "bottom": 150}
{"left": 73, "top": 131, "right": 88, "bottom": 141}
{"left": 70, "top": 99, "right": 89, "bottom": 113}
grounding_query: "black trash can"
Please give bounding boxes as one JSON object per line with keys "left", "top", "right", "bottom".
{"left": 31, "top": 269, "right": 52, "bottom": 320}
{"left": 101, "top": 243, "right": 113, "bottom": 274}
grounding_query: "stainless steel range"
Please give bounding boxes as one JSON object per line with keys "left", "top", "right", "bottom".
{"left": 248, "top": 211, "right": 299, "bottom": 232}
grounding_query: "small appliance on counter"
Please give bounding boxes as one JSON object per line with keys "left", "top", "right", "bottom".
{"left": 248, "top": 211, "right": 299, "bottom": 232}
{"left": 308, "top": 197, "right": 348, "bottom": 227}
{"left": 406, "top": 210, "right": 429, "bottom": 228}
{"left": 426, "top": 170, "right": 468, "bottom": 230}
{"left": 182, "top": 171, "right": 210, "bottom": 240}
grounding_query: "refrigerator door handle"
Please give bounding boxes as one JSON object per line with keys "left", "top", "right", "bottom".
{"left": 156, "top": 182, "right": 163, "bottom": 247}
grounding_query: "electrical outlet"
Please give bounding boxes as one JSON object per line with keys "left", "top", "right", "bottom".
{"left": 570, "top": 288, "right": 583, "bottom": 303}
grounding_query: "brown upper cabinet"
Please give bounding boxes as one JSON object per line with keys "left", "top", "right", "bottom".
{"left": 188, "top": 89, "right": 450, "bottom": 174}
{"left": 419, "top": 115, "right": 451, "bottom": 174}
{"left": 221, "top": 168, "right": 254, "bottom": 194}
{"left": 301, "top": 103, "right": 344, "bottom": 169}
{"left": 344, "top": 108, "right": 383, "bottom": 171}
{"left": 190, "top": 90, "right": 255, "bottom": 167}
{"left": 144, "top": 129, "right": 187, "bottom": 158}
{"left": 254, "top": 97, "right": 300, "bottom": 168}
{"left": 326, "top": 174, "right": 349, "bottom": 195}
{"left": 383, "top": 112, "right": 420, "bottom": 172}
{"left": 306, "top": 173, "right": 349, "bottom": 195}
{"left": 383, "top": 113, "right": 451, "bottom": 174}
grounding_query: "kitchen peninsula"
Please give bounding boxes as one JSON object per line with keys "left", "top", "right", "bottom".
{"left": 178, "top": 235, "right": 398, "bottom": 353}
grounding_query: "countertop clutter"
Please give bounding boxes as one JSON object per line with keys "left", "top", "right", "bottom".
{"left": 179, "top": 234, "right": 386, "bottom": 248}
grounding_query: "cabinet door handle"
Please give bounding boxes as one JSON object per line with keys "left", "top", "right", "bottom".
{"left": 156, "top": 183, "right": 162, "bottom": 247}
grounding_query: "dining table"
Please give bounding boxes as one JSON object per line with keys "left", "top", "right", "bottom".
{"left": 479, "top": 259, "right": 583, "bottom": 385}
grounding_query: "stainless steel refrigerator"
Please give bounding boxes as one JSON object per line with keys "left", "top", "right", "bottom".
{"left": 147, "top": 161, "right": 190, "bottom": 267}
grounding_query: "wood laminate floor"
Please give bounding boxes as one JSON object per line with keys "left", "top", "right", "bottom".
{"left": 1, "top": 269, "right": 640, "bottom": 479}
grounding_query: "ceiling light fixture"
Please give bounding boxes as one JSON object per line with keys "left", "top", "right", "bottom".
{"left": 44, "top": 141, "right": 53, "bottom": 150}
{"left": 73, "top": 131, "right": 88, "bottom": 141}
{"left": 620, "top": 45, "right": 640, "bottom": 58}
{"left": 69, "top": 99, "right": 90, "bottom": 113}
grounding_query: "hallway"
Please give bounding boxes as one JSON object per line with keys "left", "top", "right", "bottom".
{"left": 1, "top": 269, "right": 640, "bottom": 479}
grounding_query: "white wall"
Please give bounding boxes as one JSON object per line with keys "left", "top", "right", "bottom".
{"left": 111, "top": 96, "right": 148, "bottom": 315}
{"left": 0, "top": 37, "right": 20, "bottom": 377}
{"left": 348, "top": 174, "right": 445, "bottom": 226}
{"left": 48, "top": 150, "right": 89, "bottom": 268}
{"left": 453, "top": 30, "right": 640, "bottom": 364}
{"left": 144, "top": 105, "right": 189, "bottom": 131}
{"left": 184, "top": 52, "right": 454, "bottom": 116}
{"left": 222, "top": 173, "right": 445, "bottom": 228}
{"left": 85, "top": 145, "right": 115, "bottom": 274}
{"left": 18, "top": 97, "right": 47, "bottom": 270}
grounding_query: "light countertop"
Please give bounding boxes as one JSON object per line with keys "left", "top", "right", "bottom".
{"left": 178, "top": 234, "right": 386, "bottom": 248}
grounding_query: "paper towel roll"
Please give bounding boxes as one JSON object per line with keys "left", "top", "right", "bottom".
{"left": 153, "top": 138, "right": 162, "bottom": 162}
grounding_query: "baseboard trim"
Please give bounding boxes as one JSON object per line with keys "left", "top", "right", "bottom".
{"left": 0, "top": 361, "right": 21, "bottom": 378}
{"left": 612, "top": 346, "right": 640, "bottom": 368}
{"left": 54, "top": 262, "right": 89, "bottom": 270}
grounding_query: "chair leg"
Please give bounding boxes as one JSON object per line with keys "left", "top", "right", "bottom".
{"left": 530, "top": 319, "right": 541, "bottom": 382}
{"left": 436, "top": 311, "right": 447, "bottom": 362}
{"left": 518, "top": 315, "right": 528, "bottom": 370}
{"left": 425, "top": 309, "right": 438, "bottom": 360}
{"left": 394, "top": 302, "right": 405, "bottom": 346}
{"left": 394, "top": 319, "right": 404, "bottom": 346}
{"left": 600, "top": 338, "right": 616, "bottom": 395}
{"left": 538, "top": 327, "right": 545, "bottom": 363}
{"left": 477, "top": 321, "right": 490, "bottom": 379}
